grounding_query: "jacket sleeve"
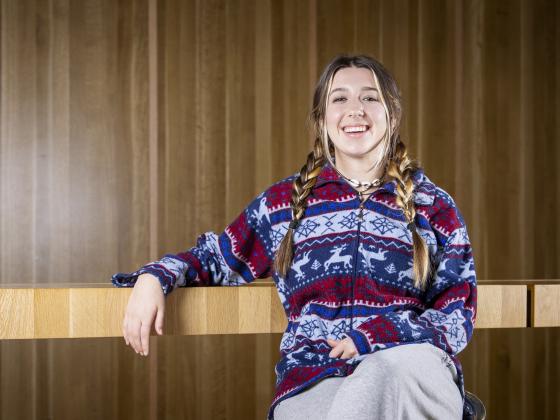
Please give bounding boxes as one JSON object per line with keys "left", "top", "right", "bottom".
{"left": 345, "top": 224, "right": 477, "bottom": 357}
{"left": 111, "top": 190, "right": 274, "bottom": 296}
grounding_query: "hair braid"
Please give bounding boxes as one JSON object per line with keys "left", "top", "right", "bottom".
{"left": 386, "top": 140, "right": 431, "bottom": 290}
{"left": 274, "top": 137, "right": 325, "bottom": 277}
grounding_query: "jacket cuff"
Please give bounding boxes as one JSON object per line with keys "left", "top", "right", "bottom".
{"left": 344, "top": 329, "right": 371, "bottom": 355}
{"left": 111, "top": 266, "right": 172, "bottom": 296}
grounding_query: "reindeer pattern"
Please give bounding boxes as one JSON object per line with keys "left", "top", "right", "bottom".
{"left": 285, "top": 208, "right": 439, "bottom": 291}
{"left": 275, "top": 200, "right": 438, "bottom": 288}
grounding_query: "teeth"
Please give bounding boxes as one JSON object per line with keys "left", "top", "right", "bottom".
{"left": 344, "top": 125, "right": 367, "bottom": 133}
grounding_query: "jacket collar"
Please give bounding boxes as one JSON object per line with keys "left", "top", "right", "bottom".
{"left": 314, "top": 160, "right": 436, "bottom": 206}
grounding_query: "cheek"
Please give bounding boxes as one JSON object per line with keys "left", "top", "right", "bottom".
{"left": 368, "top": 103, "right": 387, "bottom": 121}
{"left": 325, "top": 108, "right": 343, "bottom": 130}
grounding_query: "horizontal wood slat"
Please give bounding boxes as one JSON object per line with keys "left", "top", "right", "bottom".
{"left": 0, "top": 282, "right": 536, "bottom": 339}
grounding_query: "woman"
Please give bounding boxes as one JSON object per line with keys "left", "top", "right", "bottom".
{"left": 112, "top": 54, "right": 477, "bottom": 420}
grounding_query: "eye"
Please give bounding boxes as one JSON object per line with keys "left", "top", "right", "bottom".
{"left": 332, "top": 96, "right": 346, "bottom": 103}
{"left": 364, "top": 96, "right": 378, "bottom": 102}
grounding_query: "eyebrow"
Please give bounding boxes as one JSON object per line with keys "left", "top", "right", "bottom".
{"left": 329, "top": 87, "right": 378, "bottom": 97}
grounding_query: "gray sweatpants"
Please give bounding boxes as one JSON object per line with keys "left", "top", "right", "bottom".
{"left": 273, "top": 342, "right": 463, "bottom": 420}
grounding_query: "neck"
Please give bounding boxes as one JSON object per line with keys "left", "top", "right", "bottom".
{"left": 332, "top": 152, "right": 385, "bottom": 184}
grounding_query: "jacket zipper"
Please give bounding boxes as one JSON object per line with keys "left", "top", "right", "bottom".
{"left": 343, "top": 196, "right": 363, "bottom": 375}
{"left": 349, "top": 197, "right": 364, "bottom": 336}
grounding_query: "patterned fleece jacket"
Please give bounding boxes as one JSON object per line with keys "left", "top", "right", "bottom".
{"left": 112, "top": 160, "right": 477, "bottom": 419}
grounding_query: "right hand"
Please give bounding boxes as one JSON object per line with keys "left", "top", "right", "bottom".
{"left": 122, "top": 273, "right": 165, "bottom": 356}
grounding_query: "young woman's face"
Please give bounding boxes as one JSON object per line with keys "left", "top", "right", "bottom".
{"left": 325, "top": 67, "right": 388, "bottom": 164}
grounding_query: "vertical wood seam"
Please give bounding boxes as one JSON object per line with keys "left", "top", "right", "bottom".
{"left": 149, "top": 0, "right": 158, "bottom": 260}
{"left": 148, "top": 0, "right": 158, "bottom": 419}
{"left": 308, "top": 0, "right": 316, "bottom": 147}
{"left": 454, "top": 1, "right": 463, "bottom": 195}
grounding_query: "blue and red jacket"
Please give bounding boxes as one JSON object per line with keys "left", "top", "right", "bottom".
{"left": 112, "top": 160, "right": 477, "bottom": 419}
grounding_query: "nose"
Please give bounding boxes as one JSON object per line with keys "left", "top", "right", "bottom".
{"left": 347, "top": 97, "right": 364, "bottom": 117}
{"left": 349, "top": 106, "right": 364, "bottom": 118}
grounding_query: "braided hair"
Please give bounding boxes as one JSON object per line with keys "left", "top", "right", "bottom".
{"left": 273, "top": 54, "right": 432, "bottom": 290}
{"left": 273, "top": 137, "right": 326, "bottom": 277}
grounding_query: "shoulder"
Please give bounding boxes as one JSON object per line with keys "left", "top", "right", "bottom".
{"left": 413, "top": 168, "right": 466, "bottom": 238}
{"left": 263, "top": 171, "right": 299, "bottom": 211}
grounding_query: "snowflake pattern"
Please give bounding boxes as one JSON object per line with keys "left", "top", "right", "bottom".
{"left": 299, "top": 219, "right": 320, "bottom": 237}
{"left": 370, "top": 216, "right": 398, "bottom": 235}
{"left": 330, "top": 320, "right": 350, "bottom": 340}
{"left": 426, "top": 312, "right": 447, "bottom": 324}
{"left": 460, "top": 228, "right": 470, "bottom": 243}
{"left": 280, "top": 331, "right": 295, "bottom": 349}
{"left": 271, "top": 227, "right": 287, "bottom": 248}
{"left": 339, "top": 212, "right": 359, "bottom": 230}
{"left": 300, "top": 319, "right": 319, "bottom": 337}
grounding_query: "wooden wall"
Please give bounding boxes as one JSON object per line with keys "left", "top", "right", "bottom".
{"left": 1, "top": 0, "right": 558, "bottom": 418}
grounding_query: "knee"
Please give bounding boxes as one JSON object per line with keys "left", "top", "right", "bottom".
{"left": 357, "top": 346, "right": 416, "bottom": 383}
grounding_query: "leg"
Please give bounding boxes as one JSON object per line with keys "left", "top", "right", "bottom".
{"left": 325, "top": 342, "right": 463, "bottom": 420}
{"left": 273, "top": 376, "right": 345, "bottom": 420}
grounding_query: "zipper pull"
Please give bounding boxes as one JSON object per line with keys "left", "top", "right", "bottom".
{"left": 358, "top": 202, "right": 365, "bottom": 221}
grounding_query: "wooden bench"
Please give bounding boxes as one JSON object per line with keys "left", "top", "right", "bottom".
{"left": 2, "top": 280, "right": 555, "bottom": 340}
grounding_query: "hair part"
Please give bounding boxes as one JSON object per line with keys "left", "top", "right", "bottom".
{"left": 273, "top": 54, "right": 432, "bottom": 290}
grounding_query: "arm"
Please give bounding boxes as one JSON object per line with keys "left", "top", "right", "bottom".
{"left": 111, "top": 190, "right": 274, "bottom": 296}
{"left": 345, "top": 224, "right": 477, "bottom": 357}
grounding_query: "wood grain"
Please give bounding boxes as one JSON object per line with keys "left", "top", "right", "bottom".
{"left": 531, "top": 285, "right": 560, "bottom": 327}
{"left": 476, "top": 284, "right": 527, "bottom": 329}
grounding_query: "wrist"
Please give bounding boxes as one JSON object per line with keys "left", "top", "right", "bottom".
{"left": 137, "top": 273, "right": 159, "bottom": 285}
{"left": 344, "top": 329, "right": 370, "bottom": 355}
{"left": 136, "top": 268, "right": 172, "bottom": 296}
{"left": 136, "top": 272, "right": 165, "bottom": 294}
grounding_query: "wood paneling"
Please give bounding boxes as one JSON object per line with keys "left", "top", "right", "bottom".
{"left": 0, "top": 0, "right": 558, "bottom": 419}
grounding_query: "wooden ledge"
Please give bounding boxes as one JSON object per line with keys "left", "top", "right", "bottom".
{"left": 0, "top": 282, "right": 539, "bottom": 339}
{"left": 530, "top": 284, "right": 560, "bottom": 327}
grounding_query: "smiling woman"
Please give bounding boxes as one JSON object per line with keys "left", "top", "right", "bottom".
{"left": 325, "top": 67, "right": 388, "bottom": 180}
{"left": 112, "top": 54, "right": 477, "bottom": 420}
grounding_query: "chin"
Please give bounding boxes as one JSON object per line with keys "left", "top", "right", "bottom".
{"left": 336, "top": 152, "right": 374, "bottom": 161}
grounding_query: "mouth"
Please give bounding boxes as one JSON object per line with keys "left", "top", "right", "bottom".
{"left": 342, "top": 124, "right": 370, "bottom": 136}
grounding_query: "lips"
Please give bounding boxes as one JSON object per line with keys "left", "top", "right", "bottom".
{"left": 342, "top": 124, "right": 370, "bottom": 133}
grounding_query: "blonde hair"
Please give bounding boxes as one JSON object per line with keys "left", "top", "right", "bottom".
{"left": 273, "top": 54, "right": 432, "bottom": 290}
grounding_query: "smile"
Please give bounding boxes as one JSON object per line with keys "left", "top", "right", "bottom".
{"left": 342, "top": 125, "right": 369, "bottom": 133}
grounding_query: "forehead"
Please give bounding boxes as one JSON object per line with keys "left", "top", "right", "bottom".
{"left": 330, "top": 67, "right": 376, "bottom": 88}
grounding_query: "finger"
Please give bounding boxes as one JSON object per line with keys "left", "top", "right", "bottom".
{"left": 154, "top": 306, "right": 165, "bottom": 335}
{"left": 329, "top": 344, "right": 343, "bottom": 358}
{"left": 122, "top": 317, "right": 129, "bottom": 346}
{"left": 140, "top": 307, "right": 158, "bottom": 355}
{"left": 140, "top": 321, "right": 151, "bottom": 356}
{"left": 327, "top": 339, "right": 339, "bottom": 347}
{"left": 129, "top": 319, "right": 142, "bottom": 354}
{"left": 341, "top": 349, "right": 354, "bottom": 359}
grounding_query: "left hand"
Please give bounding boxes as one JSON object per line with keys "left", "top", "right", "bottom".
{"left": 327, "top": 337, "right": 358, "bottom": 359}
